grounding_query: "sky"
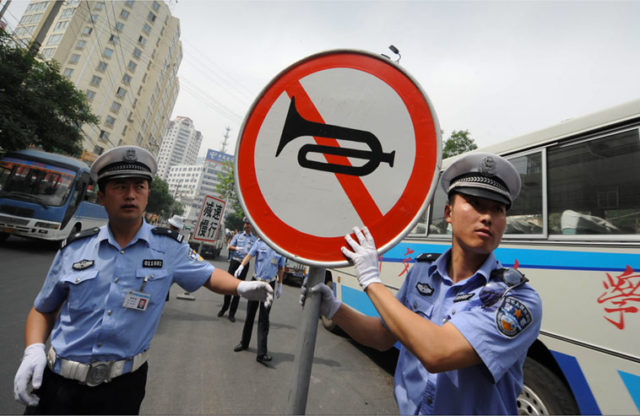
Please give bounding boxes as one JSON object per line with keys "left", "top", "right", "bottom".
{"left": 4, "top": 0, "right": 640, "bottom": 157}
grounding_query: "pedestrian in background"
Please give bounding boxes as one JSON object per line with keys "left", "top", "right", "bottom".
{"left": 302, "top": 153, "right": 542, "bottom": 415}
{"left": 232, "top": 238, "right": 285, "bottom": 364}
{"left": 13, "top": 146, "right": 273, "bottom": 414}
{"left": 217, "top": 219, "right": 257, "bottom": 322}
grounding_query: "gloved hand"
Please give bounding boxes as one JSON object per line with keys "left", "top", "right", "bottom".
{"left": 276, "top": 282, "right": 283, "bottom": 299}
{"left": 234, "top": 264, "right": 244, "bottom": 278}
{"left": 14, "top": 343, "right": 46, "bottom": 406}
{"left": 299, "top": 283, "right": 341, "bottom": 319}
{"left": 341, "top": 226, "right": 382, "bottom": 290}
{"left": 238, "top": 281, "right": 274, "bottom": 307}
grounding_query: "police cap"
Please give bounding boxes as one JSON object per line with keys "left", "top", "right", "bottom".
{"left": 90, "top": 146, "right": 157, "bottom": 183}
{"left": 242, "top": 217, "right": 250, "bottom": 223}
{"left": 168, "top": 215, "right": 184, "bottom": 231}
{"left": 441, "top": 152, "right": 521, "bottom": 209}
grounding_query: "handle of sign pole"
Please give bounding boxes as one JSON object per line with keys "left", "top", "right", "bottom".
{"left": 287, "top": 265, "right": 325, "bottom": 415}
{"left": 197, "top": 242, "right": 203, "bottom": 255}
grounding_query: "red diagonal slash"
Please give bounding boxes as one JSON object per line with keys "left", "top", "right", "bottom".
{"left": 286, "top": 82, "right": 383, "bottom": 225}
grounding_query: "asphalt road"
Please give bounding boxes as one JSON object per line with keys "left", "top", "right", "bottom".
{"left": 0, "top": 237, "right": 398, "bottom": 415}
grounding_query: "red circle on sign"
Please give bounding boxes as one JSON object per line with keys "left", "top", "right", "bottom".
{"left": 237, "top": 50, "right": 440, "bottom": 266}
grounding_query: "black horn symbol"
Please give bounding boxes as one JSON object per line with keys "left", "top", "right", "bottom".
{"left": 275, "top": 97, "right": 395, "bottom": 176}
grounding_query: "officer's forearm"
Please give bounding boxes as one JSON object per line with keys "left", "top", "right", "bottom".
{"left": 203, "top": 268, "right": 240, "bottom": 295}
{"left": 25, "top": 306, "right": 56, "bottom": 347}
{"left": 332, "top": 304, "right": 396, "bottom": 351}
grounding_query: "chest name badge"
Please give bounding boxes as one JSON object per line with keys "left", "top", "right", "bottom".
{"left": 123, "top": 291, "right": 150, "bottom": 311}
{"left": 454, "top": 293, "right": 475, "bottom": 303}
{"left": 416, "top": 282, "right": 434, "bottom": 296}
{"left": 496, "top": 296, "right": 533, "bottom": 338}
{"left": 143, "top": 259, "right": 163, "bottom": 268}
{"left": 72, "top": 259, "right": 94, "bottom": 271}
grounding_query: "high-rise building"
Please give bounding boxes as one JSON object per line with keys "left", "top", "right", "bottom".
{"left": 12, "top": 0, "right": 182, "bottom": 161}
{"left": 157, "top": 116, "right": 202, "bottom": 180}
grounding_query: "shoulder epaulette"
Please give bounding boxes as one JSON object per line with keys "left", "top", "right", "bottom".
{"left": 61, "top": 227, "right": 100, "bottom": 249}
{"left": 152, "top": 227, "right": 184, "bottom": 243}
{"left": 416, "top": 252, "right": 441, "bottom": 263}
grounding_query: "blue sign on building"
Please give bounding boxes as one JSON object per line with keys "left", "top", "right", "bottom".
{"left": 206, "top": 149, "right": 234, "bottom": 163}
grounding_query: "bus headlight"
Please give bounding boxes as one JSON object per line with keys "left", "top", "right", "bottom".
{"left": 35, "top": 222, "right": 60, "bottom": 229}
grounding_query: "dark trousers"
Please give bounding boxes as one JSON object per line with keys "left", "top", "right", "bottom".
{"left": 240, "top": 279, "right": 275, "bottom": 356}
{"left": 219, "top": 259, "right": 249, "bottom": 317}
{"left": 25, "top": 362, "right": 148, "bottom": 415}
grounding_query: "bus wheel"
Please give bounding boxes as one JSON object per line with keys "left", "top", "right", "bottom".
{"left": 0, "top": 232, "right": 9, "bottom": 243}
{"left": 518, "top": 357, "right": 579, "bottom": 415}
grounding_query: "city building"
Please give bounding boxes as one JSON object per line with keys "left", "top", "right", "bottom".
{"left": 166, "top": 149, "right": 233, "bottom": 232}
{"left": 157, "top": 116, "right": 202, "bottom": 180}
{"left": 12, "top": 0, "right": 182, "bottom": 161}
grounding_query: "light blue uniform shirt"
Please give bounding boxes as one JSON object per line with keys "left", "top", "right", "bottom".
{"left": 229, "top": 231, "right": 257, "bottom": 262}
{"left": 392, "top": 249, "right": 542, "bottom": 415}
{"left": 248, "top": 240, "right": 285, "bottom": 281}
{"left": 34, "top": 221, "right": 214, "bottom": 366}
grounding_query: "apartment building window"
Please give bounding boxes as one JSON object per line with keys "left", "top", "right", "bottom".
{"left": 93, "top": 145, "right": 104, "bottom": 155}
{"left": 89, "top": 14, "right": 99, "bottom": 23}
{"left": 105, "top": 115, "right": 115, "bottom": 127}
{"left": 96, "top": 61, "right": 107, "bottom": 72}
{"left": 61, "top": 8, "right": 75, "bottom": 18}
{"left": 82, "top": 26, "right": 92, "bottom": 35}
{"left": 147, "top": 12, "right": 156, "bottom": 23}
{"left": 115, "top": 21, "right": 124, "bottom": 32}
{"left": 53, "top": 21, "right": 68, "bottom": 32}
{"left": 109, "top": 34, "right": 119, "bottom": 44}
{"left": 125, "top": 0, "right": 134, "bottom": 7}
{"left": 133, "top": 47, "right": 142, "bottom": 59}
{"left": 40, "top": 48, "right": 56, "bottom": 59}
{"left": 94, "top": 2, "right": 104, "bottom": 10}
{"left": 127, "top": 60, "right": 137, "bottom": 72}
{"left": 142, "top": 23, "right": 151, "bottom": 35}
{"left": 85, "top": 90, "right": 96, "bottom": 101}
{"left": 122, "top": 125, "right": 128, "bottom": 136}
{"left": 116, "top": 87, "right": 127, "bottom": 98}
{"left": 110, "top": 101, "right": 122, "bottom": 113}
{"left": 75, "top": 40, "right": 86, "bottom": 50}
{"left": 122, "top": 73, "right": 132, "bottom": 85}
{"left": 152, "top": 1, "right": 160, "bottom": 12}
{"left": 120, "top": 9, "right": 129, "bottom": 19}
{"left": 63, "top": 68, "right": 73, "bottom": 78}
{"left": 69, "top": 54, "right": 80, "bottom": 64}
{"left": 103, "top": 47, "right": 114, "bottom": 58}
{"left": 138, "top": 35, "right": 146, "bottom": 46}
{"left": 47, "top": 34, "right": 62, "bottom": 46}
{"left": 90, "top": 75, "right": 102, "bottom": 86}
{"left": 99, "top": 130, "right": 110, "bottom": 141}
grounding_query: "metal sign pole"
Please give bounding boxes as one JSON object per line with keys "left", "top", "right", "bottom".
{"left": 286, "top": 265, "right": 325, "bottom": 415}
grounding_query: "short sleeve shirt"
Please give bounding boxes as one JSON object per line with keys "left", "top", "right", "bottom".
{"left": 229, "top": 231, "right": 257, "bottom": 261}
{"left": 248, "top": 240, "right": 286, "bottom": 281}
{"left": 34, "top": 221, "right": 214, "bottom": 364}
{"left": 393, "top": 249, "right": 542, "bottom": 415}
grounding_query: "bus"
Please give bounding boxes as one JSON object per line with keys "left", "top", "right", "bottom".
{"left": 325, "top": 99, "right": 640, "bottom": 415}
{"left": 0, "top": 149, "right": 108, "bottom": 243}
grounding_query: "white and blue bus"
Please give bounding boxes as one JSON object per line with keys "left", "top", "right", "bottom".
{"left": 326, "top": 99, "right": 640, "bottom": 414}
{"left": 0, "top": 149, "right": 107, "bottom": 243}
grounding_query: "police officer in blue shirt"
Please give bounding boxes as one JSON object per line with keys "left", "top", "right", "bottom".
{"left": 13, "top": 146, "right": 273, "bottom": 414}
{"left": 217, "top": 218, "right": 257, "bottom": 322}
{"left": 232, "top": 239, "right": 286, "bottom": 364}
{"left": 304, "top": 152, "right": 542, "bottom": 415}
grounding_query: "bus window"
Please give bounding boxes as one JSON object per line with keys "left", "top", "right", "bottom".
{"left": 427, "top": 183, "right": 450, "bottom": 235}
{"left": 505, "top": 152, "right": 543, "bottom": 235}
{"left": 548, "top": 128, "right": 640, "bottom": 235}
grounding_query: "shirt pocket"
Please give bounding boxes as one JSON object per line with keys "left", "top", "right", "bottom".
{"left": 61, "top": 270, "right": 99, "bottom": 311}
{"left": 135, "top": 268, "right": 170, "bottom": 304}
{"left": 406, "top": 292, "right": 435, "bottom": 319}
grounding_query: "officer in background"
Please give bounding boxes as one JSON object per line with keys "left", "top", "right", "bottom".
{"left": 303, "top": 153, "right": 542, "bottom": 415}
{"left": 217, "top": 218, "right": 257, "bottom": 322}
{"left": 232, "top": 238, "right": 285, "bottom": 364}
{"left": 167, "top": 215, "right": 184, "bottom": 235}
{"left": 13, "top": 146, "right": 273, "bottom": 414}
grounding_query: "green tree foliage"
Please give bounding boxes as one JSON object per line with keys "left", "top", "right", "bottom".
{"left": 0, "top": 30, "right": 98, "bottom": 155}
{"left": 443, "top": 129, "right": 478, "bottom": 158}
{"left": 147, "top": 176, "right": 180, "bottom": 219}
{"left": 215, "top": 160, "right": 244, "bottom": 231}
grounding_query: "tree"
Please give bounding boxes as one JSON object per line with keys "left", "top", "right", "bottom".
{"left": 443, "top": 129, "right": 478, "bottom": 158}
{"left": 0, "top": 30, "right": 98, "bottom": 155}
{"left": 215, "top": 160, "right": 244, "bottom": 232}
{"left": 147, "top": 176, "right": 179, "bottom": 219}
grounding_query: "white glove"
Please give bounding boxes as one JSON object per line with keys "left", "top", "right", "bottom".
{"left": 299, "top": 283, "right": 341, "bottom": 319}
{"left": 14, "top": 343, "right": 46, "bottom": 406}
{"left": 341, "top": 226, "right": 382, "bottom": 290}
{"left": 234, "top": 264, "right": 244, "bottom": 278}
{"left": 276, "top": 282, "right": 283, "bottom": 299}
{"left": 237, "top": 281, "right": 274, "bottom": 308}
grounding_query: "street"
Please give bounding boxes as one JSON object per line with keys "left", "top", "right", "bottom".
{"left": 0, "top": 236, "right": 398, "bottom": 415}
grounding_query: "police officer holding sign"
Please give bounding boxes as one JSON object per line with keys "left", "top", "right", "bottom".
{"left": 217, "top": 218, "right": 257, "bottom": 322}
{"left": 232, "top": 238, "right": 286, "bottom": 364}
{"left": 13, "top": 146, "right": 273, "bottom": 414}
{"left": 303, "top": 153, "right": 542, "bottom": 414}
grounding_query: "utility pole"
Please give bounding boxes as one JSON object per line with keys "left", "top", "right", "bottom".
{"left": 220, "top": 127, "right": 230, "bottom": 153}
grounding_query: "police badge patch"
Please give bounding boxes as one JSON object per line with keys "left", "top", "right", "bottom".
{"left": 72, "top": 259, "right": 94, "bottom": 270}
{"left": 416, "top": 282, "right": 434, "bottom": 296}
{"left": 188, "top": 249, "right": 203, "bottom": 262}
{"left": 496, "top": 296, "right": 533, "bottom": 337}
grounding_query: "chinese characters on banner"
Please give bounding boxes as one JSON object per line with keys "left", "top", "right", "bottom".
{"left": 598, "top": 265, "right": 640, "bottom": 330}
{"left": 193, "top": 195, "right": 226, "bottom": 243}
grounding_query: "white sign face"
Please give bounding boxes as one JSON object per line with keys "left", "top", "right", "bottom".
{"left": 236, "top": 50, "right": 441, "bottom": 266}
{"left": 192, "top": 195, "right": 226, "bottom": 243}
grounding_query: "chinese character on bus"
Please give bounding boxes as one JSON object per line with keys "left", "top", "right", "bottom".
{"left": 597, "top": 265, "right": 640, "bottom": 330}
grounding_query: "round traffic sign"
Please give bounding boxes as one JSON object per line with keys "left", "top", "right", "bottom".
{"left": 236, "top": 49, "right": 441, "bottom": 266}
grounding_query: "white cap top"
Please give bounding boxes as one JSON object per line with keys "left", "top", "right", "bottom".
{"left": 90, "top": 146, "right": 157, "bottom": 183}
{"left": 168, "top": 215, "right": 184, "bottom": 231}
